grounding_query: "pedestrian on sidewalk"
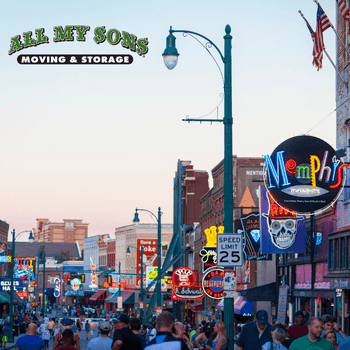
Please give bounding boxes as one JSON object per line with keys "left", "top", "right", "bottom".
{"left": 53, "top": 318, "right": 80, "bottom": 350}
{"left": 3, "top": 321, "right": 9, "bottom": 348}
{"left": 236, "top": 310, "right": 272, "bottom": 350}
{"left": 130, "top": 317, "right": 146, "bottom": 349}
{"left": 87, "top": 321, "right": 112, "bottom": 350}
{"left": 112, "top": 314, "right": 143, "bottom": 350}
{"left": 14, "top": 323, "right": 45, "bottom": 350}
{"left": 85, "top": 320, "right": 90, "bottom": 340}
{"left": 145, "top": 311, "right": 189, "bottom": 350}
{"left": 289, "top": 317, "right": 335, "bottom": 350}
{"left": 54, "top": 329, "right": 76, "bottom": 350}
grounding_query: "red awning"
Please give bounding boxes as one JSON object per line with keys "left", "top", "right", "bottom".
{"left": 89, "top": 289, "right": 106, "bottom": 301}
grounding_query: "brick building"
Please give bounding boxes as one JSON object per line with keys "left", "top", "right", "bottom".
{"left": 321, "top": 2, "right": 350, "bottom": 332}
{"left": 33, "top": 219, "right": 88, "bottom": 251}
{"left": 107, "top": 239, "right": 116, "bottom": 270}
{"left": 198, "top": 156, "right": 269, "bottom": 319}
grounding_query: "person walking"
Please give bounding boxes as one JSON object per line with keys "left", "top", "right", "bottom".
{"left": 85, "top": 320, "right": 91, "bottom": 340}
{"left": 174, "top": 322, "right": 192, "bottom": 350}
{"left": 262, "top": 328, "right": 288, "bottom": 350}
{"left": 87, "top": 321, "right": 113, "bottom": 350}
{"left": 112, "top": 314, "right": 143, "bottom": 350}
{"left": 130, "top": 317, "right": 147, "bottom": 349}
{"left": 289, "top": 317, "right": 335, "bottom": 350}
{"left": 14, "top": 323, "right": 46, "bottom": 350}
{"left": 322, "top": 330, "right": 339, "bottom": 350}
{"left": 53, "top": 318, "right": 80, "bottom": 350}
{"left": 41, "top": 324, "right": 50, "bottom": 349}
{"left": 237, "top": 310, "right": 272, "bottom": 350}
{"left": 287, "top": 311, "right": 308, "bottom": 343}
{"left": 322, "top": 315, "right": 346, "bottom": 345}
{"left": 145, "top": 311, "right": 189, "bottom": 350}
{"left": 55, "top": 329, "right": 76, "bottom": 350}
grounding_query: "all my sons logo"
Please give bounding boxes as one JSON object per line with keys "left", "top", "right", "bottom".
{"left": 9, "top": 25, "right": 149, "bottom": 64}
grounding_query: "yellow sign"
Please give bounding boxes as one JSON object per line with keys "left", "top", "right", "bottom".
{"left": 204, "top": 226, "right": 224, "bottom": 247}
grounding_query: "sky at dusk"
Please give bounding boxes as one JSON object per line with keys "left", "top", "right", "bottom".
{"left": 0, "top": 0, "right": 338, "bottom": 240}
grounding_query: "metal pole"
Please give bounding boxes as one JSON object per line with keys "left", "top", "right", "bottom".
{"left": 140, "top": 246, "right": 144, "bottom": 322}
{"left": 119, "top": 261, "right": 121, "bottom": 297}
{"left": 8, "top": 229, "right": 15, "bottom": 343}
{"left": 42, "top": 251, "right": 46, "bottom": 317}
{"left": 157, "top": 207, "right": 162, "bottom": 310}
{"left": 36, "top": 249, "right": 40, "bottom": 306}
{"left": 222, "top": 25, "right": 235, "bottom": 350}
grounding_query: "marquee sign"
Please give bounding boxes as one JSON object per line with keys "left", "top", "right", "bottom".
{"left": 88, "top": 258, "right": 98, "bottom": 290}
{"left": 263, "top": 135, "right": 349, "bottom": 214}
{"left": 202, "top": 267, "right": 224, "bottom": 299}
{"left": 171, "top": 267, "right": 204, "bottom": 301}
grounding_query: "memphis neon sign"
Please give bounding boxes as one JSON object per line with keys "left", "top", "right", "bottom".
{"left": 264, "top": 150, "right": 347, "bottom": 192}
{"left": 263, "top": 135, "right": 349, "bottom": 214}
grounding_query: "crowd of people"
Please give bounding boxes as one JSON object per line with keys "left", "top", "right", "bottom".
{"left": 7, "top": 307, "right": 350, "bottom": 350}
{"left": 236, "top": 309, "right": 350, "bottom": 350}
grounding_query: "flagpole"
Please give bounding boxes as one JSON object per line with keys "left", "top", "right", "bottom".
{"left": 299, "top": 10, "right": 348, "bottom": 88}
{"left": 313, "top": 0, "right": 350, "bottom": 57}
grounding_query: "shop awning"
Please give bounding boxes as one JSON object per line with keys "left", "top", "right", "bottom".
{"left": 65, "top": 290, "right": 85, "bottom": 297}
{"left": 105, "top": 291, "right": 135, "bottom": 304}
{"left": 217, "top": 297, "right": 254, "bottom": 316}
{"left": 0, "top": 292, "right": 23, "bottom": 305}
{"left": 239, "top": 282, "right": 277, "bottom": 302}
{"left": 0, "top": 292, "right": 9, "bottom": 303}
{"left": 190, "top": 301, "right": 203, "bottom": 311}
{"left": 89, "top": 289, "right": 106, "bottom": 301}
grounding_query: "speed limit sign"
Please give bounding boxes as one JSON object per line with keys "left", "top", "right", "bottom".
{"left": 217, "top": 234, "right": 243, "bottom": 267}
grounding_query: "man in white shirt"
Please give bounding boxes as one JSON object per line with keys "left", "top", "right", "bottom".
{"left": 87, "top": 321, "right": 113, "bottom": 350}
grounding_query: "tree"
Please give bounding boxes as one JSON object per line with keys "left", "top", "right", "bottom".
{"left": 57, "top": 250, "right": 72, "bottom": 263}
{"left": 39, "top": 245, "right": 45, "bottom": 264}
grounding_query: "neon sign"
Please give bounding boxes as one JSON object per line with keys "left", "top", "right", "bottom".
{"left": 171, "top": 267, "right": 204, "bottom": 301}
{"left": 202, "top": 267, "right": 224, "bottom": 299}
{"left": 204, "top": 226, "right": 224, "bottom": 247}
{"left": 88, "top": 258, "right": 98, "bottom": 290}
{"left": 54, "top": 278, "right": 60, "bottom": 298}
{"left": 14, "top": 258, "right": 35, "bottom": 285}
{"left": 263, "top": 135, "right": 349, "bottom": 214}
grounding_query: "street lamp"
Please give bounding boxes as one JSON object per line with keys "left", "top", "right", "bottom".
{"left": 126, "top": 245, "right": 144, "bottom": 321}
{"left": 163, "top": 26, "right": 234, "bottom": 349}
{"left": 132, "top": 208, "right": 162, "bottom": 313}
{"left": 8, "top": 229, "right": 34, "bottom": 343}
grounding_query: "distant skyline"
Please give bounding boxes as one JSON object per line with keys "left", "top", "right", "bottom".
{"left": 1, "top": 0, "right": 338, "bottom": 240}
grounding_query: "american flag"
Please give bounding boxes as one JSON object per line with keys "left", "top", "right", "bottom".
{"left": 305, "top": 19, "right": 323, "bottom": 70}
{"left": 313, "top": 5, "right": 332, "bottom": 70}
{"left": 337, "top": 0, "right": 350, "bottom": 33}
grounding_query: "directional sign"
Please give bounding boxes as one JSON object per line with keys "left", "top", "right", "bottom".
{"left": 217, "top": 234, "right": 243, "bottom": 267}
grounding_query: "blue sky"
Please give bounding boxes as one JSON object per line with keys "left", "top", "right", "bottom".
{"left": 0, "top": 0, "right": 338, "bottom": 238}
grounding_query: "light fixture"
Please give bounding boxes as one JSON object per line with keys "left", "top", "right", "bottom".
{"left": 133, "top": 209, "right": 140, "bottom": 225}
{"left": 162, "top": 27, "right": 179, "bottom": 70}
{"left": 126, "top": 246, "right": 131, "bottom": 256}
{"left": 28, "top": 231, "right": 34, "bottom": 244}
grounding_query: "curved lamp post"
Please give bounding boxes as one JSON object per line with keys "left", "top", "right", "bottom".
{"left": 8, "top": 229, "right": 34, "bottom": 343}
{"left": 163, "top": 26, "right": 234, "bottom": 349}
{"left": 132, "top": 208, "right": 162, "bottom": 314}
{"left": 126, "top": 245, "right": 144, "bottom": 321}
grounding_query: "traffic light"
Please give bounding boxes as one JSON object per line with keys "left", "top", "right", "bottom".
{"left": 107, "top": 275, "right": 112, "bottom": 285}
{"left": 81, "top": 274, "right": 85, "bottom": 283}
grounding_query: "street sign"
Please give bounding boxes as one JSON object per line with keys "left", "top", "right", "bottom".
{"left": 223, "top": 270, "right": 236, "bottom": 298}
{"left": 117, "top": 296, "right": 123, "bottom": 309}
{"left": 217, "top": 234, "right": 243, "bottom": 267}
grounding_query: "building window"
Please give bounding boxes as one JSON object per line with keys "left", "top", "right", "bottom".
{"left": 329, "top": 240, "right": 334, "bottom": 269}
{"left": 341, "top": 237, "right": 346, "bottom": 268}
{"left": 161, "top": 245, "right": 168, "bottom": 258}
{"left": 347, "top": 237, "right": 350, "bottom": 268}
{"left": 335, "top": 239, "right": 339, "bottom": 269}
